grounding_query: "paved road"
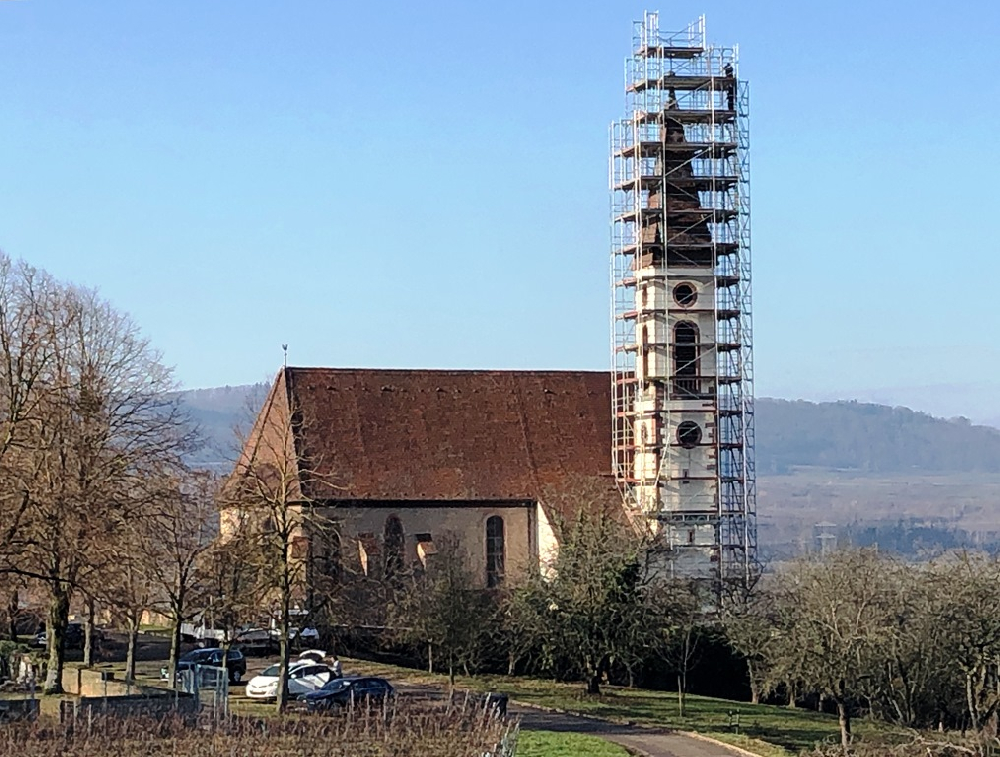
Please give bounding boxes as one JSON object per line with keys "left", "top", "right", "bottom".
{"left": 394, "top": 684, "right": 749, "bottom": 757}
{"left": 511, "top": 703, "right": 750, "bottom": 757}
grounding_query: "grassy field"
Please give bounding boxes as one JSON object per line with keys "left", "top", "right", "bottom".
{"left": 517, "top": 731, "right": 630, "bottom": 757}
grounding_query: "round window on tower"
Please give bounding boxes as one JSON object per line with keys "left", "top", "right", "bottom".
{"left": 673, "top": 283, "right": 697, "bottom": 307}
{"left": 677, "top": 421, "right": 702, "bottom": 449}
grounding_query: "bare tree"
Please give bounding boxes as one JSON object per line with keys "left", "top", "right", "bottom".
{"left": 722, "top": 579, "right": 779, "bottom": 705}
{"left": 0, "top": 264, "right": 191, "bottom": 692}
{"left": 195, "top": 518, "right": 263, "bottom": 684}
{"left": 222, "top": 373, "right": 339, "bottom": 713}
{"left": 654, "top": 580, "right": 702, "bottom": 716}
{"left": 930, "top": 553, "right": 1000, "bottom": 735}
{"left": 97, "top": 535, "right": 154, "bottom": 682}
{"left": 145, "top": 470, "right": 218, "bottom": 682}
{"left": 771, "top": 549, "right": 900, "bottom": 754}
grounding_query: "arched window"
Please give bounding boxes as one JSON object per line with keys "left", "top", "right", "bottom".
{"left": 384, "top": 516, "right": 404, "bottom": 578}
{"left": 673, "top": 321, "right": 699, "bottom": 397}
{"left": 485, "top": 516, "right": 505, "bottom": 588}
{"left": 318, "top": 530, "right": 341, "bottom": 583}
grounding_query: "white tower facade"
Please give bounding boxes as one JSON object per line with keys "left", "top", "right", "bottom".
{"left": 610, "top": 13, "right": 756, "bottom": 591}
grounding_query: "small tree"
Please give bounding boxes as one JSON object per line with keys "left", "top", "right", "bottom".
{"left": 722, "top": 580, "right": 779, "bottom": 705}
{"left": 392, "top": 534, "right": 490, "bottom": 689}
{"left": 772, "top": 549, "right": 899, "bottom": 754}
{"left": 930, "top": 553, "right": 1000, "bottom": 735}
{"left": 222, "top": 371, "right": 339, "bottom": 713}
{"left": 195, "top": 520, "right": 262, "bottom": 682}
{"left": 146, "top": 470, "right": 218, "bottom": 682}
{"left": 654, "top": 579, "right": 703, "bottom": 716}
{"left": 506, "top": 505, "right": 664, "bottom": 695}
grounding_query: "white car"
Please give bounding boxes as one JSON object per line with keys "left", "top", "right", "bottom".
{"left": 245, "top": 661, "right": 334, "bottom": 700}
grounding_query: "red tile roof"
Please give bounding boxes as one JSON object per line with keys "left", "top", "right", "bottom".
{"left": 278, "top": 367, "right": 616, "bottom": 503}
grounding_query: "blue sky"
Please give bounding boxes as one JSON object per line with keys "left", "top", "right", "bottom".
{"left": 1, "top": 1, "right": 999, "bottom": 420}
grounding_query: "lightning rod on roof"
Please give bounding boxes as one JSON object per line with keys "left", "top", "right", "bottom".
{"left": 282, "top": 343, "right": 288, "bottom": 369}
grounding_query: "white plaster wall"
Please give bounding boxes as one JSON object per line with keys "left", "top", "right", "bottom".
{"left": 536, "top": 503, "right": 560, "bottom": 577}
{"left": 317, "top": 505, "right": 535, "bottom": 588}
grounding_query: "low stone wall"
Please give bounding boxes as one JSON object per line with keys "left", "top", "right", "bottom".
{"left": 61, "top": 667, "right": 141, "bottom": 697}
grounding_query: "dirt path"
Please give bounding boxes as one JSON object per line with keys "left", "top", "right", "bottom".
{"left": 511, "top": 703, "right": 751, "bottom": 757}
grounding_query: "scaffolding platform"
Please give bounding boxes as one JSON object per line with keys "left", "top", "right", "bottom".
{"left": 628, "top": 74, "right": 735, "bottom": 93}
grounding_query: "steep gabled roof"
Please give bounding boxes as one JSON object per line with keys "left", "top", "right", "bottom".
{"left": 258, "top": 367, "right": 617, "bottom": 505}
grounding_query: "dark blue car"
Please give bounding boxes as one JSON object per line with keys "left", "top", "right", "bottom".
{"left": 300, "top": 676, "right": 394, "bottom": 712}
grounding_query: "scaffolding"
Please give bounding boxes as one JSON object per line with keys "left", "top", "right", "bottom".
{"left": 610, "top": 12, "right": 756, "bottom": 591}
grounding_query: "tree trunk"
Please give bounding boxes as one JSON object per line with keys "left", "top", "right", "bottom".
{"left": 276, "top": 597, "right": 292, "bottom": 714}
{"left": 125, "top": 613, "right": 138, "bottom": 682}
{"left": 427, "top": 643, "right": 434, "bottom": 674}
{"left": 82, "top": 597, "right": 95, "bottom": 666}
{"left": 747, "top": 664, "right": 760, "bottom": 705}
{"left": 43, "top": 583, "right": 71, "bottom": 694}
{"left": 787, "top": 685, "right": 796, "bottom": 708}
{"left": 448, "top": 650, "right": 455, "bottom": 690}
{"left": 966, "top": 672, "right": 980, "bottom": 733}
{"left": 836, "top": 699, "right": 852, "bottom": 754}
{"left": 677, "top": 673, "right": 686, "bottom": 717}
{"left": 7, "top": 589, "right": 18, "bottom": 641}
{"left": 586, "top": 654, "right": 608, "bottom": 696}
{"left": 169, "top": 613, "right": 183, "bottom": 684}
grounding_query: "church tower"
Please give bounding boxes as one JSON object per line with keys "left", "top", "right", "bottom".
{"left": 610, "top": 13, "right": 756, "bottom": 591}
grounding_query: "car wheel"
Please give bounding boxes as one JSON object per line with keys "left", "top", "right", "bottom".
{"left": 230, "top": 669, "right": 242, "bottom": 684}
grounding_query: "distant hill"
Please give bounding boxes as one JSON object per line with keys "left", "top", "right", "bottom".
{"left": 177, "top": 384, "right": 1000, "bottom": 476}
{"left": 177, "top": 383, "right": 267, "bottom": 465}
{"left": 756, "top": 398, "right": 1000, "bottom": 475}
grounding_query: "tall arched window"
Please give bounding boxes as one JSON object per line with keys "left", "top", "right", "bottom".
{"left": 384, "top": 516, "right": 404, "bottom": 578}
{"left": 319, "top": 530, "right": 341, "bottom": 583}
{"left": 486, "top": 516, "right": 505, "bottom": 588}
{"left": 673, "top": 321, "right": 699, "bottom": 397}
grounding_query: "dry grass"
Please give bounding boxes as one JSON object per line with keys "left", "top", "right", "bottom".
{"left": 3, "top": 703, "right": 514, "bottom": 757}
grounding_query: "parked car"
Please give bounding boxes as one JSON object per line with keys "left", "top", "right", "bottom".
{"left": 162, "top": 647, "right": 247, "bottom": 685}
{"left": 31, "top": 621, "right": 97, "bottom": 650}
{"left": 301, "top": 676, "right": 395, "bottom": 712}
{"left": 246, "top": 660, "right": 335, "bottom": 700}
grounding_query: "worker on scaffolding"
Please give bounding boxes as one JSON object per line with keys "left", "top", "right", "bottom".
{"left": 723, "top": 63, "right": 736, "bottom": 111}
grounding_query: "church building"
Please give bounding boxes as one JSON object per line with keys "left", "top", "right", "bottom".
{"left": 228, "top": 366, "right": 621, "bottom": 589}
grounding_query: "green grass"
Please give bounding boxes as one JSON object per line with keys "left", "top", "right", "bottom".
{"left": 517, "top": 731, "right": 631, "bottom": 757}
{"left": 340, "top": 657, "right": 889, "bottom": 755}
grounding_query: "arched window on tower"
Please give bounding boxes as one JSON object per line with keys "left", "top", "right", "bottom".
{"left": 384, "top": 515, "right": 404, "bottom": 578}
{"left": 673, "top": 321, "right": 699, "bottom": 397}
{"left": 486, "top": 516, "right": 505, "bottom": 588}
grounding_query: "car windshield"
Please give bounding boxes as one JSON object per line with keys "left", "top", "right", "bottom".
{"left": 321, "top": 678, "right": 353, "bottom": 692}
{"left": 260, "top": 664, "right": 281, "bottom": 677}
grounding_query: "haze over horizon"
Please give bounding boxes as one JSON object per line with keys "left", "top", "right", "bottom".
{"left": 3, "top": 1, "right": 998, "bottom": 418}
